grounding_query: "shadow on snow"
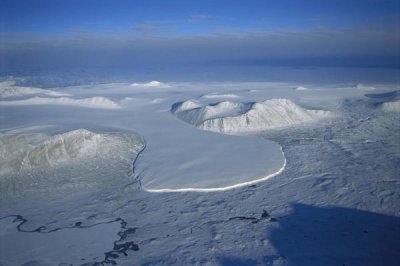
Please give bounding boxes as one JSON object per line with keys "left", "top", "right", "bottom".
{"left": 219, "top": 203, "right": 400, "bottom": 266}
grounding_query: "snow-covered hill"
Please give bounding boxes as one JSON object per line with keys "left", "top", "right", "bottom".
{"left": 172, "top": 98, "right": 333, "bottom": 133}
{"left": 0, "top": 129, "right": 144, "bottom": 201}
{"left": 130, "top": 80, "right": 170, "bottom": 88}
{"left": 0, "top": 80, "right": 70, "bottom": 97}
{"left": 0, "top": 96, "right": 120, "bottom": 109}
{"left": 364, "top": 90, "right": 400, "bottom": 112}
{"left": 293, "top": 86, "right": 308, "bottom": 91}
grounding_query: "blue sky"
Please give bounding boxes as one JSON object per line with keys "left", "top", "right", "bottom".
{"left": 0, "top": 0, "right": 399, "bottom": 73}
{"left": 1, "top": 0, "right": 399, "bottom": 36}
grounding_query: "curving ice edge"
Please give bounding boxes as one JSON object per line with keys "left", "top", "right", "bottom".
{"left": 148, "top": 97, "right": 332, "bottom": 193}
{"left": 144, "top": 146, "right": 286, "bottom": 193}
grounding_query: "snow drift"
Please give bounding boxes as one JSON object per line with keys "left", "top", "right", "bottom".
{"left": 172, "top": 98, "right": 333, "bottom": 133}
{"left": 0, "top": 96, "right": 120, "bottom": 109}
{"left": 0, "top": 80, "right": 70, "bottom": 98}
{"left": 0, "top": 129, "right": 144, "bottom": 201}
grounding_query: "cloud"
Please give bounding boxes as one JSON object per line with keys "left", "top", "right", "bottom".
{"left": 187, "top": 14, "right": 213, "bottom": 22}
{"left": 131, "top": 14, "right": 219, "bottom": 35}
{"left": 1, "top": 27, "right": 399, "bottom": 73}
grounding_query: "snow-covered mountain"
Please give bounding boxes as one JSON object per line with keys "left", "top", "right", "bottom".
{"left": 172, "top": 98, "right": 333, "bottom": 133}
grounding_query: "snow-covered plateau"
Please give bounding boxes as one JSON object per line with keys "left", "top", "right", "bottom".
{"left": 0, "top": 80, "right": 399, "bottom": 265}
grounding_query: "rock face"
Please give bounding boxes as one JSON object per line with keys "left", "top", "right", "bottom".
{"left": 172, "top": 98, "right": 333, "bottom": 134}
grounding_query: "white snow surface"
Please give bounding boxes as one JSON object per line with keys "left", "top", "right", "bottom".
{"left": 130, "top": 80, "right": 170, "bottom": 88}
{"left": 138, "top": 133, "right": 285, "bottom": 191}
{"left": 0, "top": 96, "right": 120, "bottom": 109}
{"left": 0, "top": 80, "right": 399, "bottom": 266}
{"left": 173, "top": 98, "right": 333, "bottom": 133}
{"left": 0, "top": 81, "right": 70, "bottom": 97}
{"left": 0, "top": 217, "right": 122, "bottom": 266}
